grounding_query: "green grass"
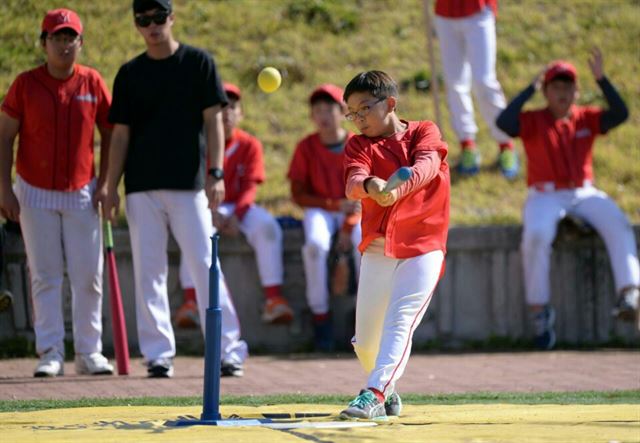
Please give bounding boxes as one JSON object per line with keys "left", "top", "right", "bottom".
{"left": 0, "top": 0, "right": 638, "bottom": 225}
{"left": 1, "top": 390, "right": 639, "bottom": 413}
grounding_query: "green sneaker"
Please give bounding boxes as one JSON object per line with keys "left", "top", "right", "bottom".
{"left": 340, "top": 389, "right": 387, "bottom": 420}
{"left": 498, "top": 149, "right": 519, "bottom": 179}
{"left": 457, "top": 149, "right": 480, "bottom": 175}
{"left": 385, "top": 391, "right": 402, "bottom": 416}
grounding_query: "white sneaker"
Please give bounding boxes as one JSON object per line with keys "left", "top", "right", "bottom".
{"left": 34, "top": 349, "right": 64, "bottom": 377}
{"left": 75, "top": 352, "right": 114, "bottom": 375}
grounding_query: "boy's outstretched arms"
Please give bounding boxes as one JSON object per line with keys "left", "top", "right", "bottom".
{"left": 495, "top": 72, "right": 541, "bottom": 138}
{"left": 590, "top": 48, "right": 629, "bottom": 133}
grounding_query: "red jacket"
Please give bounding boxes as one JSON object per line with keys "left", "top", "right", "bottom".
{"left": 344, "top": 121, "right": 450, "bottom": 258}
{"left": 519, "top": 105, "right": 602, "bottom": 187}
{"left": 1, "top": 64, "right": 111, "bottom": 191}
{"left": 435, "top": 0, "right": 497, "bottom": 18}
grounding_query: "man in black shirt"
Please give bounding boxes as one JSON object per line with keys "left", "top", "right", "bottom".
{"left": 100, "top": 0, "right": 247, "bottom": 377}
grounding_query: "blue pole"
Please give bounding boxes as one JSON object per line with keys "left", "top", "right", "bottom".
{"left": 201, "top": 234, "right": 221, "bottom": 421}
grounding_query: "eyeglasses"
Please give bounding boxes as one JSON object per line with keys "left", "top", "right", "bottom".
{"left": 47, "top": 35, "right": 81, "bottom": 46}
{"left": 345, "top": 97, "right": 386, "bottom": 121}
{"left": 134, "top": 11, "right": 170, "bottom": 28}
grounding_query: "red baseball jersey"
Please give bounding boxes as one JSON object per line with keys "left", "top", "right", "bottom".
{"left": 519, "top": 105, "right": 603, "bottom": 187}
{"left": 435, "top": 0, "right": 497, "bottom": 18}
{"left": 344, "top": 121, "right": 450, "bottom": 259}
{"left": 223, "top": 128, "right": 266, "bottom": 220}
{"left": 287, "top": 132, "right": 353, "bottom": 201}
{"left": 1, "top": 64, "right": 111, "bottom": 191}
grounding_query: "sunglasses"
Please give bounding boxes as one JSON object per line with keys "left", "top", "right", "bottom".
{"left": 134, "top": 11, "right": 170, "bottom": 28}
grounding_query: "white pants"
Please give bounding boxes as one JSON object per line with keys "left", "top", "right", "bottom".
{"left": 19, "top": 205, "right": 104, "bottom": 356}
{"left": 180, "top": 203, "right": 283, "bottom": 288}
{"left": 126, "top": 190, "right": 248, "bottom": 364}
{"left": 302, "top": 208, "right": 362, "bottom": 315}
{"left": 434, "top": 7, "right": 510, "bottom": 144}
{"left": 353, "top": 249, "right": 444, "bottom": 397}
{"left": 522, "top": 186, "right": 640, "bottom": 305}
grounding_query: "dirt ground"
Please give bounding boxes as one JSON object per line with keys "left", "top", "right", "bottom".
{"left": 1, "top": 350, "right": 638, "bottom": 401}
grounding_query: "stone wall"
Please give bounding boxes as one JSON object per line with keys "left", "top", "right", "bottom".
{"left": 1, "top": 223, "right": 638, "bottom": 354}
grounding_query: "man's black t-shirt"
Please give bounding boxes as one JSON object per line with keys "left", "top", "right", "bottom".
{"left": 109, "top": 44, "right": 227, "bottom": 193}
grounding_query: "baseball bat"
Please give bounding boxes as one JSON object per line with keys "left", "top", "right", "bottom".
{"left": 383, "top": 166, "right": 413, "bottom": 192}
{"left": 103, "top": 219, "right": 130, "bottom": 375}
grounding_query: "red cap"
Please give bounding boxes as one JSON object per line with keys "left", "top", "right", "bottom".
{"left": 309, "top": 83, "right": 345, "bottom": 106}
{"left": 224, "top": 82, "right": 241, "bottom": 100}
{"left": 544, "top": 61, "right": 577, "bottom": 85}
{"left": 42, "top": 9, "right": 83, "bottom": 35}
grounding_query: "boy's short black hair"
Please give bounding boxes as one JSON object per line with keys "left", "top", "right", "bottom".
{"left": 343, "top": 70, "right": 398, "bottom": 102}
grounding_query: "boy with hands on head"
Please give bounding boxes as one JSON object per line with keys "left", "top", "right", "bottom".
{"left": 340, "top": 71, "right": 450, "bottom": 420}
{"left": 496, "top": 47, "right": 639, "bottom": 348}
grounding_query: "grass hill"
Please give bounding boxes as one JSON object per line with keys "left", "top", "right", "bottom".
{"left": 1, "top": 0, "right": 638, "bottom": 225}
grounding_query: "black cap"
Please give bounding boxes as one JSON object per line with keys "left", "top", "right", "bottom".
{"left": 133, "top": 0, "right": 172, "bottom": 14}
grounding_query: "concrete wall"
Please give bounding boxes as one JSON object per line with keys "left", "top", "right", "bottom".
{"left": 1, "top": 223, "right": 638, "bottom": 354}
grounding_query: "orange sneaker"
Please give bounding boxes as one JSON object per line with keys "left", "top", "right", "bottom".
{"left": 175, "top": 300, "right": 200, "bottom": 329}
{"left": 262, "top": 296, "right": 294, "bottom": 324}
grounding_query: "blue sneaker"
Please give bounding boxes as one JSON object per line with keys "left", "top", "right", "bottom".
{"left": 340, "top": 389, "right": 387, "bottom": 420}
{"left": 457, "top": 149, "right": 480, "bottom": 175}
{"left": 532, "top": 306, "right": 556, "bottom": 350}
{"left": 384, "top": 391, "right": 402, "bottom": 416}
{"left": 498, "top": 150, "right": 519, "bottom": 179}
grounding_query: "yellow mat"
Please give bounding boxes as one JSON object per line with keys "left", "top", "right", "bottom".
{"left": 1, "top": 403, "right": 638, "bottom": 443}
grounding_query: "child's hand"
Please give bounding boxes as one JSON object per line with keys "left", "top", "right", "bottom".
{"left": 339, "top": 199, "right": 361, "bottom": 214}
{"left": 588, "top": 46, "right": 604, "bottom": 80}
{"left": 365, "top": 177, "right": 399, "bottom": 207}
{"left": 532, "top": 68, "right": 546, "bottom": 91}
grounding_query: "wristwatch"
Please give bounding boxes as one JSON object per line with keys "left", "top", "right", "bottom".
{"left": 208, "top": 167, "right": 224, "bottom": 181}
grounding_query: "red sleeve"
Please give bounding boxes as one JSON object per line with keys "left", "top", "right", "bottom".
{"left": 94, "top": 71, "right": 113, "bottom": 130}
{"left": 1, "top": 74, "right": 24, "bottom": 121}
{"left": 344, "top": 136, "right": 372, "bottom": 200}
{"left": 233, "top": 137, "right": 265, "bottom": 220}
{"left": 395, "top": 122, "right": 445, "bottom": 199}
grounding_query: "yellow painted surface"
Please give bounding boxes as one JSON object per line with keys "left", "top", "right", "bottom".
{"left": 1, "top": 403, "right": 639, "bottom": 443}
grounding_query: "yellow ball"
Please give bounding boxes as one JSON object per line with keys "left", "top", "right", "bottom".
{"left": 257, "top": 67, "right": 282, "bottom": 93}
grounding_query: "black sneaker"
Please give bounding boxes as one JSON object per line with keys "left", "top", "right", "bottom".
{"left": 532, "top": 305, "right": 556, "bottom": 350}
{"left": 221, "top": 360, "right": 244, "bottom": 377}
{"left": 384, "top": 391, "right": 402, "bottom": 416}
{"left": 612, "top": 287, "right": 640, "bottom": 322}
{"left": 147, "top": 358, "right": 174, "bottom": 378}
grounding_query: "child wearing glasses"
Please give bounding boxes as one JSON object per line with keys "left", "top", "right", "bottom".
{"left": 0, "top": 9, "right": 114, "bottom": 377}
{"left": 287, "top": 84, "right": 362, "bottom": 351}
{"left": 341, "top": 71, "right": 450, "bottom": 420}
{"left": 101, "top": 0, "right": 248, "bottom": 378}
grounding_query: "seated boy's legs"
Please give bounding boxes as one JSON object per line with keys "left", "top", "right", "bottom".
{"left": 175, "top": 258, "right": 199, "bottom": 328}
{"left": 570, "top": 187, "right": 640, "bottom": 319}
{"left": 126, "top": 192, "right": 175, "bottom": 376}
{"left": 166, "top": 191, "right": 248, "bottom": 372}
{"left": 61, "top": 207, "right": 113, "bottom": 375}
{"left": 234, "top": 204, "right": 292, "bottom": 324}
{"left": 20, "top": 206, "right": 66, "bottom": 376}
{"left": 302, "top": 208, "right": 335, "bottom": 350}
{"left": 521, "top": 191, "right": 567, "bottom": 349}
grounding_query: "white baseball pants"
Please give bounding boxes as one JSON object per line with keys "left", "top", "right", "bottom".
{"left": 126, "top": 190, "right": 248, "bottom": 364}
{"left": 434, "top": 7, "right": 510, "bottom": 143}
{"left": 302, "top": 208, "right": 362, "bottom": 315}
{"left": 522, "top": 186, "right": 640, "bottom": 306}
{"left": 352, "top": 248, "right": 443, "bottom": 397}
{"left": 180, "top": 203, "right": 283, "bottom": 288}
{"left": 19, "top": 205, "right": 104, "bottom": 356}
